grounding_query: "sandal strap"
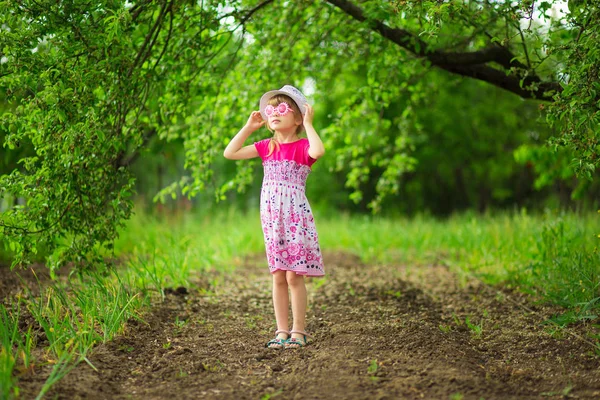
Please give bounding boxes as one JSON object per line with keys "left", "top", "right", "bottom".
{"left": 285, "top": 337, "right": 307, "bottom": 347}
{"left": 266, "top": 338, "right": 286, "bottom": 348}
{"left": 275, "top": 329, "right": 290, "bottom": 335}
{"left": 287, "top": 330, "right": 311, "bottom": 348}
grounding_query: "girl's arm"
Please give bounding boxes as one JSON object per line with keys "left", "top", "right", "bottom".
{"left": 223, "top": 111, "right": 264, "bottom": 160}
{"left": 303, "top": 104, "right": 325, "bottom": 159}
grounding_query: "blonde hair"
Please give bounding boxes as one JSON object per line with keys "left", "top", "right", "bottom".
{"left": 265, "top": 94, "right": 304, "bottom": 157}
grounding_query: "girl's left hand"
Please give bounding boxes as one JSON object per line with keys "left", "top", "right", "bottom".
{"left": 303, "top": 103, "right": 314, "bottom": 125}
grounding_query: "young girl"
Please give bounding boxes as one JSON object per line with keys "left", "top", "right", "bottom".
{"left": 223, "top": 85, "right": 325, "bottom": 349}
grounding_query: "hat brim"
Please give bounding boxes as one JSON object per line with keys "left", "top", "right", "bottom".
{"left": 259, "top": 90, "right": 307, "bottom": 121}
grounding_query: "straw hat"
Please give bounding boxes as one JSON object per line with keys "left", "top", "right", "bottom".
{"left": 259, "top": 85, "right": 307, "bottom": 121}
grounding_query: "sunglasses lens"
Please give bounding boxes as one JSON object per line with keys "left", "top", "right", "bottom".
{"left": 265, "top": 105, "right": 274, "bottom": 116}
{"left": 277, "top": 103, "right": 287, "bottom": 114}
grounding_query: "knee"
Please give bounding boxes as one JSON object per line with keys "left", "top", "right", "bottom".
{"left": 273, "top": 270, "right": 287, "bottom": 286}
{"left": 286, "top": 272, "right": 304, "bottom": 287}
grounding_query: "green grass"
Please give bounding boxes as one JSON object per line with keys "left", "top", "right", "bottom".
{"left": 0, "top": 208, "right": 266, "bottom": 398}
{"left": 112, "top": 207, "right": 600, "bottom": 317}
{"left": 115, "top": 207, "right": 599, "bottom": 314}
{"left": 1, "top": 207, "right": 599, "bottom": 397}
{"left": 114, "top": 208, "right": 265, "bottom": 274}
{"left": 317, "top": 209, "right": 600, "bottom": 311}
{"left": 1, "top": 300, "right": 24, "bottom": 400}
{"left": 0, "top": 268, "right": 151, "bottom": 399}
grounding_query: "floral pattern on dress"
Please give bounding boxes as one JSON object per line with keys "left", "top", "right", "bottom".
{"left": 260, "top": 159, "right": 324, "bottom": 276}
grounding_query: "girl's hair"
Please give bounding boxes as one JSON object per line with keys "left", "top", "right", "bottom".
{"left": 266, "top": 94, "right": 304, "bottom": 157}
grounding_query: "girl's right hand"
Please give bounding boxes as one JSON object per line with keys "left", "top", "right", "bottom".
{"left": 246, "top": 111, "right": 265, "bottom": 132}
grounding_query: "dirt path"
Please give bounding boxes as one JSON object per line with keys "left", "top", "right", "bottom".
{"left": 19, "top": 252, "right": 600, "bottom": 399}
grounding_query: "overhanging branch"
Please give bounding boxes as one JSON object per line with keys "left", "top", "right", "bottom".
{"left": 237, "top": 0, "right": 275, "bottom": 25}
{"left": 325, "top": 0, "right": 562, "bottom": 101}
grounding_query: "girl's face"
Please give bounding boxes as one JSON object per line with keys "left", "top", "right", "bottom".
{"left": 266, "top": 96, "right": 303, "bottom": 133}
{"left": 267, "top": 102, "right": 296, "bottom": 130}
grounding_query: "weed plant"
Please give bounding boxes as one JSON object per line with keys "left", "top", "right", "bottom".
{"left": 0, "top": 209, "right": 264, "bottom": 397}
{"left": 0, "top": 239, "right": 198, "bottom": 397}
{"left": 1, "top": 301, "right": 24, "bottom": 399}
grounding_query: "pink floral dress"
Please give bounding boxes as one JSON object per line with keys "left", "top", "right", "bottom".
{"left": 254, "top": 138, "right": 325, "bottom": 276}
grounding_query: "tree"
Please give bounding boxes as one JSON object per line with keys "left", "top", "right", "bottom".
{"left": 0, "top": 0, "right": 253, "bottom": 269}
{"left": 321, "top": 0, "right": 599, "bottom": 177}
{"left": 1, "top": 0, "right": 598, "bottom": 270}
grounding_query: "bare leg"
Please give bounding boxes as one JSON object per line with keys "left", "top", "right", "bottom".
{"left": 270, "top": 270, "right": 289, "bottom": 347}
{"left": 286, "top": 271, "right": 307, "bottom": 347}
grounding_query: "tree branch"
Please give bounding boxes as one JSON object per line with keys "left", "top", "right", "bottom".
{"left": 152, "top": 1, "right": 174, "bottom": 71}
{"left": 0, "top": 203, "right": 72, "bottom": 235}
{"left": 115, "top": 128, "right": 157, "bottom": 168}
{"left": 237, "top": 0, "right": 276, "bottom": 25}
{"left": 325, "top": 0, "right": 562, "bottom": 101}
{"left": 128, "top": 0, "right": 169, "bottom": 78}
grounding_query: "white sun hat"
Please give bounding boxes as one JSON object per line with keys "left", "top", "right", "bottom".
{"left": 259, "top": 85, "right": 308, "bottom": 121}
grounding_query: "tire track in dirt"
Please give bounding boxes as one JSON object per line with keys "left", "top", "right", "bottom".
{"left": 22, "top": 251, "right": 600, "bottom": 399}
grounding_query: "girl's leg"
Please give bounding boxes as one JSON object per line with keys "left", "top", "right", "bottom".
{"left": 272, "top": 270, "right": 290, "bottom": 339}
{"left": 286, "top": 271, "right": 307, "bottom": 344}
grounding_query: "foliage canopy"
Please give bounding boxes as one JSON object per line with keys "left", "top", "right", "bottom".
{"left": 1, "top": 0, "right": 599, "bottom": 269}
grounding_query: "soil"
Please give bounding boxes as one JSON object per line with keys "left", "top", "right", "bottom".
{"left": 9, "top": 251, "right": 600, "bottom": 399}
{"left": 0, "top": 263, "right": 55, "bottom": 300}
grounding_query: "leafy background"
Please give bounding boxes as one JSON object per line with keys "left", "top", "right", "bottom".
{"left": 1, "top": 0, "right": 599, "bottom": 269}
